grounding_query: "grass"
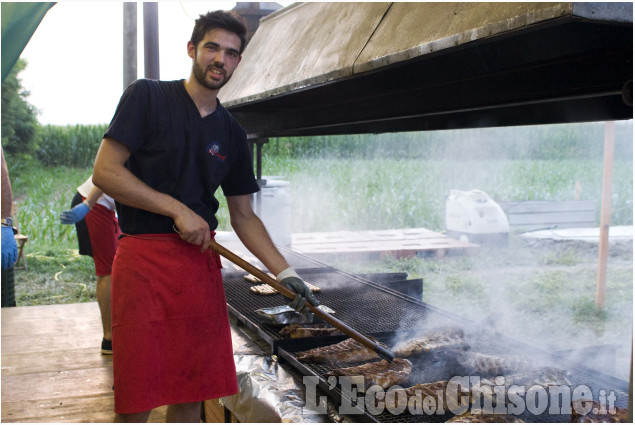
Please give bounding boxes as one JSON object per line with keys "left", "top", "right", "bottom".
{"left": 257, "top": 157, "right": 633, "bottom": 232}
{"left": 10, "top": 157, "right": 88, "bottom": 252}
{"left": 17, "top": 253, "right": 96, "bottom": 305}
{"left": 8, "top": 157, "right": 97, "bottom": 304}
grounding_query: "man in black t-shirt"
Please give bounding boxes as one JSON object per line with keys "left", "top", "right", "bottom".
{"left": 93, "top": 11, "right": 318, "bottom": 423}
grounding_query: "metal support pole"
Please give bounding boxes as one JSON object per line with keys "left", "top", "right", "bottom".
{"left": 595, "top": 121, "right": 615, "bottom": 309}
{"left": 123, "top": 3, "right": 137, "bottom": 89}
{"left": 256, "top": 141, "right": 264, "bottom": 183}
{"left": 248, "top": 137, "right": 269, "bottom": 217}
{"left": 143, "top": 2, "right": 160, "bottom": 80}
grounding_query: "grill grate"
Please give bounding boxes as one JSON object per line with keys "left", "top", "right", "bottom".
{"left": 223, "top": 267, "right": 459, "bottom": 351}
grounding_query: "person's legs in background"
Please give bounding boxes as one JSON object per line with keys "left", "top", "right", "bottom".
{"left": 96, "top": 274, "right": 112, "bottom": 351}
{"left": 85, "top": 203, "right": 120, "bottom": 354}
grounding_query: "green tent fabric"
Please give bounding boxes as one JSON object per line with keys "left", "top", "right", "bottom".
{"left": 1, "top": 2, "right": 55, "bottom": 82}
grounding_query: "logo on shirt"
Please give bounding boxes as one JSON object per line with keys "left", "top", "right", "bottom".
{"left": 207, "top": 143, "right": 226, "bottom": 162}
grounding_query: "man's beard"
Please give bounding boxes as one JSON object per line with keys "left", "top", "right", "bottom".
{"left": 192, "top": 59, "right": 232, "bottom": 91}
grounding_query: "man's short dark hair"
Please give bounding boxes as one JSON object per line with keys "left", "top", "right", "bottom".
{"left": 190, "top": 10, "right": 247, "bottom": 54}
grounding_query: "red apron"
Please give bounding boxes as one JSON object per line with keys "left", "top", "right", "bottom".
{"left": 111, "top": 233, "right": 238, "bottom": 414}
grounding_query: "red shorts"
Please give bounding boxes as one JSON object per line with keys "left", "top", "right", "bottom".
{"left": 84, "top": 203, "right": 120, "bottom": 276}
{"left": 110, "top": 233, "right": 238, "bottom": 414}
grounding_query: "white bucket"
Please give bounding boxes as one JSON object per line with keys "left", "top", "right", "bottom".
{"left": 254, "top": 177, "right": 292, "bottom": 247}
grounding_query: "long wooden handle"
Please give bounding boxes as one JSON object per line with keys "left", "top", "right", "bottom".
{"left": 210, "top": 239, "right": 395, "bottom": 362}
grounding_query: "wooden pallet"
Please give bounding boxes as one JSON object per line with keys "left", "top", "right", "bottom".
{"left": 291, "top": 228, "right": 479, "bottom": 260}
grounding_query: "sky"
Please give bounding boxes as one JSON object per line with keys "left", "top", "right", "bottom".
{"left": 18, "top": 1, "right": 290, "bottom": 126}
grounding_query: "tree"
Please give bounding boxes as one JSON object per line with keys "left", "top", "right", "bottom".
{"left": 1, "top": 58, "right": 38, "bottom": 155}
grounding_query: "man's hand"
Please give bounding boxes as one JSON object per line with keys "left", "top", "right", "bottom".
{"left": 173, "top": 209, "right": 211, "bottom": 251}
{"left": 1, "top": 226, "right": 17, "bottom": 269}
{"left": 60, "top": 202, "right": 90, "bottom": 224}
{"left": 277, "top": 267, "right": 320, "bottom": 321}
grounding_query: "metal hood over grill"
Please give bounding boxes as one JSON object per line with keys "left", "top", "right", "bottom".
{"left": 218, "top": 2, "right": 633, "bottom": 137}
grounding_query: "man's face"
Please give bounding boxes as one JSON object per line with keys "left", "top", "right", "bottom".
{"left": 188, "top": 28, "right": 242, "bottom": 91}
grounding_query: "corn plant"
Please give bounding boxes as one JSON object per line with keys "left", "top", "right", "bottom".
{"left": 34, "top": 124, "right": 106, "bottom": 167}
{"left": 9, "top": 157, "right": 89, "bottom": 252}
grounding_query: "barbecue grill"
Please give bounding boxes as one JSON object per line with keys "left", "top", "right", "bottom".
{"left": 220, "top": 243, "right": 629, "bottom": 423}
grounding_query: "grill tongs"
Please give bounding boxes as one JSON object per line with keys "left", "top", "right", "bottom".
{"left": 210, "top": 240, "right": 395, "bottom": 362}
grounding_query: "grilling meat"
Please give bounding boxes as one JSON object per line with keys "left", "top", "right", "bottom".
{"left": 447, "top": 409, "right": 525, "bottom": 423}
{"left": 296, "top": 337, "right": 383, "bottom": 364}
{"left": 385, "top": 380, "right": 470, "bottom": 412}
{"left": 477, "top": 367, "right": 572, "bottom": 407}
{"left": 280, "top": 324, "right": 340, "bottom": 339}
{"left": 454, "top": 352, "right": 533, "bottom": 376}
{"left": 392, "top": 326, "right": 468, "bottom": 358}
{"left": 243, "top": 273, "right": 262, "bottom": 284}
{"left": 570, "top": 400, "right": 628, "bottom": 423}
{"left": 328, "top": 358, "right": 412, "bottom": 392}
{"left": 481, "top": 366, "right": 571, "bottom": 388}
{"left": 304, "top": 281, "right": 321, "bottom": 293}
{"left": 244, "top": 271, "right": 275, "bottom": 285}
{"left": 248, "top": 279, "right": 321, "bottom": 295}
{"left": 249, "top": 283, "right": 278, "bottom": 295}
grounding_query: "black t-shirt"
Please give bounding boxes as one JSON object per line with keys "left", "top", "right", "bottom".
{"left": 104, "top": 79, "right": 260, "bottom": 235}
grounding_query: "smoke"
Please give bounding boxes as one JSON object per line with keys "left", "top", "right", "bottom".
{"left": 380, "top": 237, "right": 633, "bottom": 385}
{"left": 270, "top": 121, "right": 632, "bottom": 385}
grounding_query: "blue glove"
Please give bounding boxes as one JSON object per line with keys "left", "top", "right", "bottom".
{"left": 60, "top": 202, "right": 90, "bottom": 224}
{"left": 277, "top": 268, "right": 320, "bottom": 322}
{"left": 1, "top": 226, "right": 18, "bottom": 270}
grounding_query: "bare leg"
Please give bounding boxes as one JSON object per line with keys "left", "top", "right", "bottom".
{"left": 166, "top": 401, "right": 202, "bottom": 423}
{"left": 114, "top": 410, "right": 151, "bottom": 423}
{"left": 96, "top": 275, "right": 112, "bottom": 341}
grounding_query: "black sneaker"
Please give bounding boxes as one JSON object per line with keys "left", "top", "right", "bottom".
{"left": 101, "top": 338, "right": 113, "bottom": 355}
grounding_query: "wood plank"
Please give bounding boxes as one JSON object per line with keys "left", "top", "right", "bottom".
{"left": 2, "top": 393, "right": 115, "bottom": 423}
{"left": 291, "top": 228, "right": 478, "bottom": 259}
{"left": 2, "top": 348, "right": 112, "bottom": 376}
{"left": 1, "top": 332, "right": 103, "bottom": 354}
{"left": 2, "top": 396, "right": 167, "bottom": 423}
{"left": 1, "top": 367, "right": 113, "bottom": 403}
{"left": 1, "top": 302, "right": 97, "bottom": 321}
{"left": 292, "top": 228, "right": 448, "bottom": 245}
{"left": 1, "top": 303, "right": 168, "bottom": 422}
{"left": 1, "top": 318, "right": 102, "bottom": 337}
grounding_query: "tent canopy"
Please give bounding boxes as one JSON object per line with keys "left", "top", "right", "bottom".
{"left": 1, "top": 2, "right": 55, "bottom": 82}
{"left": 219, "top": 2, "right": 633, "bottom": 137}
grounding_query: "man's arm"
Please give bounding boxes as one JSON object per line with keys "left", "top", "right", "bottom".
{"left": 93, "top": 137, "right": 212, "bottom": 249}
{"left": 227, "top": 194, "right": 320, "bottom": 316}
{"left": 226, "top": 194, "right": 290, "bottom": 275}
